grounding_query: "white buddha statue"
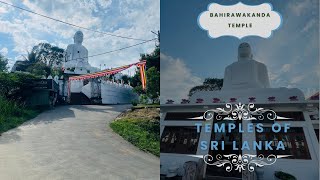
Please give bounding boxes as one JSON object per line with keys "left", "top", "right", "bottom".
{"left": 64, "top": 31, "right": 94, "bottom": 74}
{"left": 189, "top": 42, "right": 305, "bottom": 103}
{"left": 222, "top": 42, "right": 270, "bottom": 90}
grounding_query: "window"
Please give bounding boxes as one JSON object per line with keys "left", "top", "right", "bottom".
{"left": 256, "top": 127, "right": 311, "bottom": 159}
{"left": 310, "top": 114, "right": 319, "bottom": 121}
{"left": 164, "top": 112, "right": 205, "bottom": 121}
{"left": 314, "top": 129, "right": 319, "bottom": 142}
{"left": 160, "top": 126, "right": 200, "bottom": 154}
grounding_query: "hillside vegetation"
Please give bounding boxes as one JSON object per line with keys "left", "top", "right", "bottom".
{"left": 110, "top": 107, "right": 160, "bottom": 156}
{"left": 0, "top": 54, "right": 40, "bottom": 134}
{"left": 0, "top": 96, "right": 39, "bottom": 134}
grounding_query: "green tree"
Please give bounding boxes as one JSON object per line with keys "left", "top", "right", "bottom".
{"left": 141, "top": 46, "right": 160, "bottom": 71}
{"left": 132, "top": 84, "right": 145, "bottom": 95}
{"left": 25, "top": 51, "right": 37, "bottom": 64}
{"left": 13, "top": 43, "right": 64, "bottom": 76}
{"left": 128, "top": 33, "right": 159, "bottom": 103}
{"left": 188, "top": 78, "right": 223, "bottom": 97}
{"left": 35, "top": 43, "right": 64, "bottom": 67}
{"left": 203, "top": 78, "right": 223, "bottom": 87}
{"left": 25, "top": 62, "right": 51, "bottom": 77}
{"left": 0, "top": 54, "right": 8, "bottom": 72}
{"left": 146, "top": 67, "right": 160, "bottom": 103}
{"left": 131, "top": 45, "right": 160, "bottom": 89}
{"left": 121, "top": 74, "right": 130, "bottom": 84}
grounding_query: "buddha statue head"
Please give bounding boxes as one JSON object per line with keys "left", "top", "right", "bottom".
{"left": 238, "top": 42, "right": 253, "bottom": 61}
{"left": 74, "top": 31, "right": 84, "bottom": 44}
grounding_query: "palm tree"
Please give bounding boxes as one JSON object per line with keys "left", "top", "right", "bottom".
{"left": 24, "top": 50, "right": 37, "bottom": 64}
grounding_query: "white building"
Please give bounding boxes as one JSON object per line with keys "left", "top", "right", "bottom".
{"left": 160, "top": 43, "right": 319, "bottom": 180}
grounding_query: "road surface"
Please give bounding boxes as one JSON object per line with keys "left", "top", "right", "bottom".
{"left": 0, "top": 105, "right": 159, "bottom": 180}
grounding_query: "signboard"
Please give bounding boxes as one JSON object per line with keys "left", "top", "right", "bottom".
{"left": 31, "top": 79, "right": 58, "bottom": 92}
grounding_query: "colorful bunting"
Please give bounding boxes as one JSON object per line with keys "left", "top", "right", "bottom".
{"left": 67, "top": 60, "right": 147, "bottom": 97}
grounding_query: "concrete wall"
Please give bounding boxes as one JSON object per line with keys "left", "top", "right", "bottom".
{"left": 70, "top": 80, "right": 83, "bottom": 93}
{"left": 101, "top": 80, "right": 137, "bottom": 104}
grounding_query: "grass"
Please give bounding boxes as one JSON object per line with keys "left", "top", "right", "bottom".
{"left": 131, "top": 104, "right": 160, "bottom": 110}
{"left": 110, "top": 108, "right": 160, "bottom": 156}
{"left": 0, "top": 96, "right": 40, "bottom": 134}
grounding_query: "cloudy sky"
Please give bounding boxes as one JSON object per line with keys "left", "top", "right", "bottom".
{"left": 161, "top": 0, "right": 319, "bottom": 102}
{"left": 0, "top": 0, "right": 159, "bottom": 74}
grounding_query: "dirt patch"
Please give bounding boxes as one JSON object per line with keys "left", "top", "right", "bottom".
{"left": 117, "top": 108, "right": 160, "bottom": 121}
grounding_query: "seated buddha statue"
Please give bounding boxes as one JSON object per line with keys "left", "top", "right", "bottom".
{"left": 189, "top": 42, "right": 305, "bottom": 103}
{"left": 222, "top": 42, "right": 270, "bottom": 90}
{"left": 64, "top": 31, "right": 93, "bottom": 74}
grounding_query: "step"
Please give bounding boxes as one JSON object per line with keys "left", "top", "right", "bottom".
{"left": 206, "top": 176, "right": 242, "bottom": 180}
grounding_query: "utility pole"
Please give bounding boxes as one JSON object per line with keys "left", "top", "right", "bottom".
{"left": 151, "top": 30, "right": 160, "bottom": 46}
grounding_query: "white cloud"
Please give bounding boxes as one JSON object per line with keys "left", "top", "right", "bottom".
{"left": 253, "top": 0, "right": 319, "bottom": 97}
{"left": 301, "top": 19, "right": 317, "bottom": 33}
{"left": 0, "top": 6, "right": 7, "bottom": 14}
{"left": 290, "top": 74, "right": 305, "bottom": 84}
{"left": 269, "top": 71, "right": 279, "bottom": 81}
{"left": 281, "top": 64, "right": 292, "bottom": 72}
{"left": 0, "top": 0, "right": 159, "bottom": 70}
{"left": 0, "top": 0, "right": 14, "bottom": 14}
{"left": 0, "top": 47, "right": 8, "bottom": 56}
{"left": 96, "top": 0, "right": 113, "bottom": 9}
{"left": 160, "top": 53, "right": 202, "bottom": 103}
{"left": 287, "top": 0, "right": 312, "bottom": 16}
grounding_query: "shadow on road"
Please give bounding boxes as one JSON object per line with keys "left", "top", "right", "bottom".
{"left": 24, "top": 105, "right": 76, "bottom": 125}
{"left": 0, "top": 105, "right": 131, "bottom": 144}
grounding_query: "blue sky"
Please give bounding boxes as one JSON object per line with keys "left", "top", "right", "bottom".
{"left": 0, "top": 0, "right": 159, "bottom": 74}
{"left": 160, "top": 0, "right": 319, "bottom": 102}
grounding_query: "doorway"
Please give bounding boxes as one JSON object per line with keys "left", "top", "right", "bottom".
{"left": 206, "top": 121, "right": 242, "bottom": 179}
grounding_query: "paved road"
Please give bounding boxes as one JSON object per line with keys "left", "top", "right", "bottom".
{"left": 0, "top": 105, "right": 159, "bottom": 180}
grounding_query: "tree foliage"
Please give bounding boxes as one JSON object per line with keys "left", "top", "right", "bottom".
{"left": 121, "top": 74, "right": 130, "bottom": 84}
{"left": 0, "top": 72, "right": 38, "bottom": 102}
{"left": 0, "top": 53, "right": 8, "bottom": 72}
{"left": 130, "top": 44, "right": 160, "bottom": 104}
{"left": 13, "top": 43, "right": 64, "bottom": 77}
{"left": 146, "top": 67, "right": 160, "bottom": 103}
{"left": 28, "top": 43, "right": 64, "bottom": 67}
{"left": 141, "top": 46, "right": 160, "bottom": 71}
{"left": 25, "top": 62, "right": 52, "bottom": 77}
{"left": 188, "top": 78, "right": 223, "bottom": 97}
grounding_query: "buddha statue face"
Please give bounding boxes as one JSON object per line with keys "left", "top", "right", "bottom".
{"left": 74, "top": 31, "right": 84, "bottom": 44}
{"left": 238, "top": 42, "right": 253, "bottom": 61}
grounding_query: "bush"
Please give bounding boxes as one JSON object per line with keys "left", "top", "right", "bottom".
{"left": 0, "top": 72, "right": 38, "bottom": 102}
{"left": 131, "top": 100, "right": 138, "bottom": 106}
{"left": 0, "top": 96, "right": 39, "bottom": 133}
{"left": 139, "top": 94, "right": 149, "bottom": 104}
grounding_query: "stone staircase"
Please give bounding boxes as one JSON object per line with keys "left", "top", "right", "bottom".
{"left": 69, "top": 92, "right": 92, "bottom": 105}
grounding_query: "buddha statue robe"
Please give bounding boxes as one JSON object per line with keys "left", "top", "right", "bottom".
{"left": 222, "top": 42, "right": 270, "bottom": 90}
{"left": 64, "top": 31, "right": 93, "bottom": 74}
